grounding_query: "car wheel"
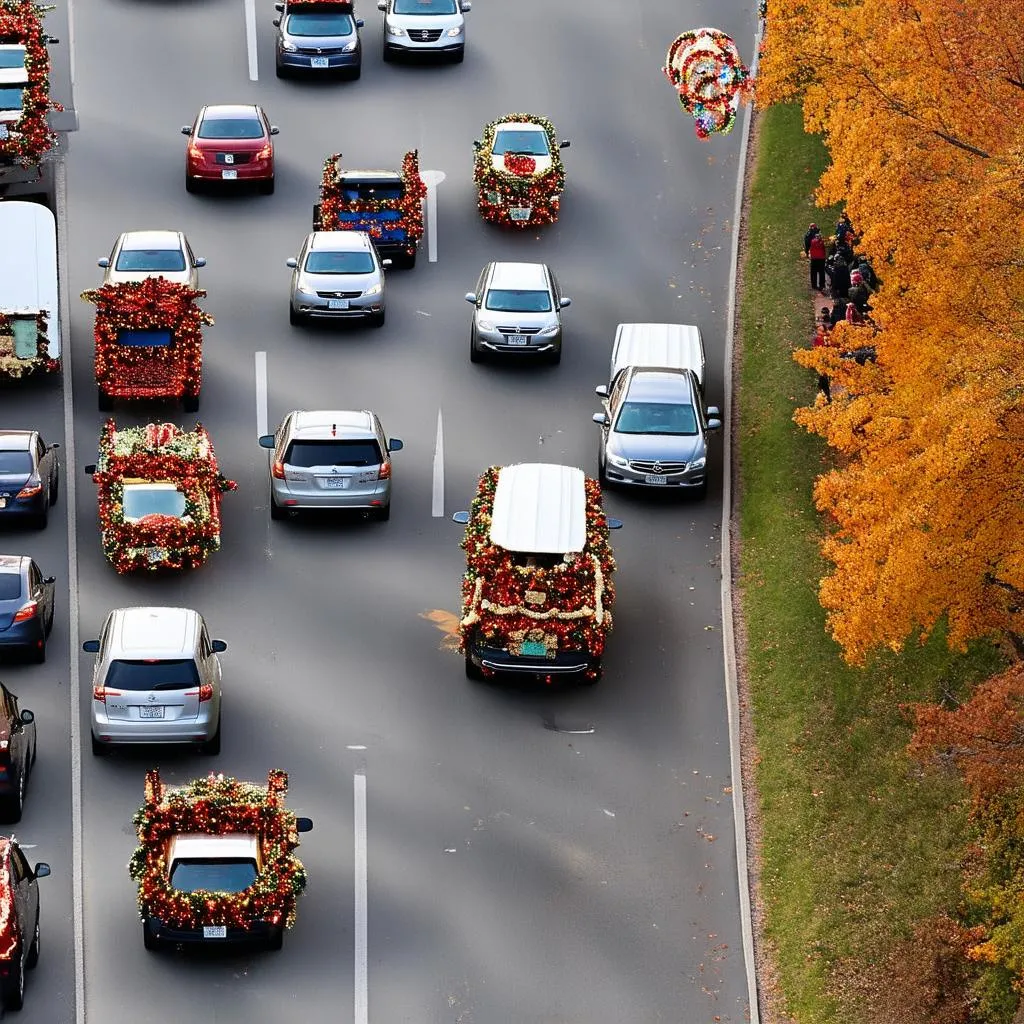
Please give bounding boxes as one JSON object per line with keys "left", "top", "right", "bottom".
{"left": 548, "top": 347, "right": 562, "bottom": 366}
{"left": 142, "top": 921, "right": 160, "bottom": 951}
{"left": 270, "top": 492, "right": 286, "bottom": 521}
{"left": 202, "top": 717, "right": 221, "bottom": 756}
{"left": 260, "top": 177, "right": 275, "bottom": 196}
{"left": 26, "top": 912, "right": 40, "bottom": 969}
{"left": 375, "top": 504, "right": 391, "bottom": 522}
{"left": 275, "top": 63, "right": 287, "bottom": 79}
{"left": 182, "top": 393, "right": 200, "bottom": 413}
{"left": 348, "top": 64, "right": 361, "bottom": 81}
{"left": 2, "top": 949, "right": 24, "bottom": 1009}
{"left": 289, "top": 303, "right": 303, "bottom": 327}
{"left": 452, "top": 47, "right": 465, "bottom": 64}
{"left": 403, "top": 249, "right": 417, "bottom": 270}
{"left": 45, "top": 604, "right": 54, "bottom": 637}
{"left": 372, "top": 310, "right": 386, "bottom": 328}
{"left": 470, "top": 336, "right": 482, "bottom": 363}
{"left": 0, "top": 769, "right": 25, "bottom": 824}
{"left": 33, "top": 508, "right": 48, "bottom": 530}
{"left": 90, "top": 733, "right": 107, "bottom": 757}
{"left": 382, "top": 44, "right": 392, "bottom": 63}
{"left": 185, "top": 175, "right": 197, "bottom": 194}
{"left": 465, "top": 653, "right": 483, "bottom": 681}
{"left": 49, "top": 472, "right": 59, "bottom": 506}
{"left": 97, "top": 387, "right": 113, "bottom": 412}
{"left": 694, "top": 479, "right": 709, "bottom": 500}
{"left": 32, "top": 638, "right": 45, "bottom": 664}
{"left": 267, "top": 925, "right": 284, "bottom": 951}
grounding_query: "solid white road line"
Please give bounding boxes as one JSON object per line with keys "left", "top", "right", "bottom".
{"left": 354, "top": 772, "right": 369, "bottom": 1024}
{"left": 56, "top": 157, "right": 87, "bottom": 1024}
{"left": 431, "top": 408, "right": 444, "bottom": 517}
{"left": 244, "top": 0, "right": 259, "bottom": 81}
{"left": 255, "top": 351, "right": 268, "bottom": 438}
{"left": 420, "top": 170, "right": 446, "bottom": 264}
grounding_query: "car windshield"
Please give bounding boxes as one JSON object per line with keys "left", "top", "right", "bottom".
{"left": 0, "top": 452, "right": 32, "bottom": 474}
{"left": 492, "top": 129, "right": 550, "bottom": 157}
{"left": 484, "top": 289, "right": 552, "bottom": 313}
{"left": 0, "top": 86, "right": 24, "bottom": 114}
{"left": 122, "top": 483, "right": 187, "bottom": 522}
{"left": 104, "top": 659, "right": 202, "bottom": 691}
{"left": 115, "top": 248, "right": 187, "bottom": 273}
{"left": 394, "top": 0, "right": 457, "bottom": 12}
{"left": 0, "top": 48, "right": 25, "bottom": 70}
{"left": 305, "top": 251, "right": 375, "bottom": 274}
{"left": 284, "top": 440, "right": 382, "bottom": 468}
{"left": 285, "top": 13, "right": 353, "bottom": 35}
{"left": 170, "top": 858, "right": 259, "bottom": 894}
{"left": 341, "top": 181, "right": 403, "bottom": 201}
{"left": 0, "top": 574, "right": 22, "bottom": 600}
{"left": 197, "top": 117, "right": 263, "bottom": 140}
{"left": 614, "top": 401, "right": 698, "bottom": 436}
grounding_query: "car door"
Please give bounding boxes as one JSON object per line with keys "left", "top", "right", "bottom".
{"left": 34, "top": 435, "right": 52, "bottom": 501}
{"left": 2, "top": 686, "right": 24, "bottom": 779}
{"left": 182, "top": 235, "right": 199, "bottom": 291}
{"left": 28, "top": 561, "right": 52, "bottom": 624}
{"left": 8, "top": 845, "right": 32, "bottom": 963}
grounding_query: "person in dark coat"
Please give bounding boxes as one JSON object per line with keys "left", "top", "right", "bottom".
{"left": 803, "top": 223, "right": 820, "bottom": 256}
{"left": 835, "top": 211, "right": 858, "bottom": 245}
{"left": 835, "top": 236, "right": 855, "bottom": 265}
{"left": 829, "top": 297, "right": 849, "bottom": 327}
{"left": 808, "top": 231, "right": 827, "bottom": 291}
{"left": 854, "top": 256, "right": 878, "bottom": 291}
{"left": 847, "top": 271, "right": 870, "bottom": 313}
{"left": 826, "top": 255, "right": 850, "bottom": 299}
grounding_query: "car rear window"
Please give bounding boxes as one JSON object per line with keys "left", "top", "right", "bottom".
{"left": 104, "top": 659, "right": 201, "bottom": 691}
{"left": 0, "top": 451, "right": 32, "bottom": 474}
{"left": 305, "top": 251, "right": 375, "bottom": 275}
{"left": 484, "top": 289, "right": 552, "bottom": 313}
{"left": 614, "top": 401, "right": 698, "bottom": 436}
{"left": 284, "top": 440, "right": 382, "bottom": 468}
{"left": 197, "top": 117, "right": 264, "bottom": 140}
{"left": 115, "top": 249, "right": 187, "bottom": 273}
{"left": 285, "top": 12, "right": 353, "bottom": 35}
{"left": 0, "top": 573, "right": 22, "bottom": 600}
{"left": 170, "top": 858, "right": 258, "bottom": 894}
{"left": 122, "top": 484, "right": 186, "bottom": 522}
{"left": 341, "top": 181, "right": 403, "bottom": 201}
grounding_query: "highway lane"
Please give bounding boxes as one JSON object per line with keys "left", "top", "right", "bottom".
{"left": 64, "top": 0, "right": 755, "bottom": 1020}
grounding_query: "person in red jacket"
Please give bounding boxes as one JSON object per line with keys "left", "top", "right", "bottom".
{"left": 808, "top": 231, "right": 827, "bottom": 292}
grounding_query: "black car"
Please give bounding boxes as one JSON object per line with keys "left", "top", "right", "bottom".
{"left": 0, "top": 836, "right": 49, "bottom": 1011}
{"left": 273, "top": 0, "right": 363, "bottom": 80}
{"left": 0, "top": 432, "right": 59, "bottom": 531}
{"left": 0, "top": 683, "right": 35, "bottom": 823}
{"left": 0, "top": 556, "right": 55, "bottom": 664}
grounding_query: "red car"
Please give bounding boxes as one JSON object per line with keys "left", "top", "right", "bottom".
{"left": 182, "top": 104, "right": 279, "bottom": 195}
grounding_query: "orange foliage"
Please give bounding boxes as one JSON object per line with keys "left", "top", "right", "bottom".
{"left": 758, "top": 0, "right": 1024, "bottom": 663}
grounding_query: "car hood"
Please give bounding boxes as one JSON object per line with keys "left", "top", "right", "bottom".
{"left": 297, "top": 270, "right": 380, "bottom": 293}
{"left": 0, "top": 472, "right": 31, "bottom": 496}
{"left": 104, "top": 269, "right": 193, "bottom": 288}
{"left": 608, "top": 432, "right": 706, "bottom": 463}
{"left": 479, "top": 308, "right": 558, "bottom": 329}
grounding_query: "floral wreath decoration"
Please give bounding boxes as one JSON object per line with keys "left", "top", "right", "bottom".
{"left": 472, "top": 113, "right": 567, "bottom": 228}
{"left": 0, "top": 838, "right": 19, "bottom": 958}
{"left": 130, "top": 769, "right": 308, "bottom": 932}
{"left": 456, "top": 467, "right": 616, "bottom": 661}
{"left": 0, "top": 0, "right": 61, "bottom": 167}
{"left": 0, "top": 309, "right": 58, "bottom": 378}
{"left": 90, "top": 419, "right": 237, "bottom": 574}
{"left": 318, "top": 150, "right": 427, "bottom": 243}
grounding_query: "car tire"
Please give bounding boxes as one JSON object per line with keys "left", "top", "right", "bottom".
{"left": 452, "top": 47, "right": 465, "bottom": 64}
{"left": 275, "top": 63, "right": 287, "bottom": 79}
{"left": 202, "top": 717, "right": 221, "bottom": 756}
{"left": 2, "top": 949, "right": 24, "bottom": 1009}
{"left": 32, "top": 639, "right": 45, "bottom": 665}
{"left": 33, "top": 508, "right": 48, "bottom": 530}
{"left": 469, "top": 337, "right": 482, "bottom": 363}
{"left": 182, "top": 393, "right": 200, "bottom": 414}
{"left": 0, "top": 769, "right": 25, "bottom": 824}
{"left": 267, "top": 926, "right": 284, "bottom": 951}
{"left": 465, "top": 654, "right": 483, "bottom": 681}
{"left": 261, "top": 177, "right": 275, "bottom": 196}
{"left": 45, "top": 604, "right": 54, "bottom": 637}
{"left": 374, "top": 504, "right": 391, "bottom": 522}
{"left": 403, "top": 249, "right": 417, "bottom": 270}
{"left": 372, "top": 310, "right": 386, "bottom": 328}
{"left": 97, "top": 387, "right": 113, "bottom": 412}
{"left": 49, "top": 472, "right": 59, "bottom": 506}
{"left": 142, "top": 922, "right": 160, "bottom": 951}
{"left": 348, "top": 64, "right": 361, "bottom": 81}
{"left": 185, "top": 175, "right": 197, "bottom": 194}
{"left": 90, "top": 733, "right": 106, "bottom": 757}
{"left": 289, "top": 303, "right": 303, "bottom": 327}
{"left": 548, "top": 347, "right": 562, "bottom": 366}
{"left": 26, "top": 912, "right": 40, "bottom": 969}
{"left": 694, "top": 479, "right": 708, "bottom": 500}
{"left": 270, "top": 493, "right": 286, "bottom": 521}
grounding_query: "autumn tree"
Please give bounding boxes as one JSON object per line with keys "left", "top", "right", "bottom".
{"left": 757, "top": 0, "right": 1024, "bottom": 663}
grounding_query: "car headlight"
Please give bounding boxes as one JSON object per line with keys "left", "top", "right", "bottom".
{"left": 342, "top": 39, "right": 357, "bottom": 52}
{"left": 363, "top": 282, "right": 383, "bottom": 296}
{"left": 477, "top": 320, "right": 495, "bottom": 331}
{"left": 608, "top": 452, "right": 629, "bottom": 469}
{"left": 447, "top": 25, "right": 463, "bottom": 36}
{"left": 281, "top": 41, "right": 298, "bottom": 52}
{"left": 295, "top": 285, "right": 317, "bottom": 298}
{"left": 689, "top": 457, "right": 706, "bottom": 471}
{"left": 537, "top": 324, "right": 559, "bottom": 336}
{"left": 387, "top": 21, "right": 405, "bottom": 35}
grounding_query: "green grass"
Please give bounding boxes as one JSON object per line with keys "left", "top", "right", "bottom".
{"left": 736, "top": 104, "right": 1006, "bottom": 1022}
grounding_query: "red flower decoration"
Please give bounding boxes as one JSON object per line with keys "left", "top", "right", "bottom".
{"left": 503, "top": 152, "right": 537, "bottom": 176}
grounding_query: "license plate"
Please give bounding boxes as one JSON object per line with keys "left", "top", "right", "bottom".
{"left": 311, "top": 56, "right": 329, "bottom": 68}
{"left": 139, "top": 706, "right": 165, "bottom": 719}
{"left": 221, "top": 169, "right": 238, "bottom": 180}
{"left": 520, "top": 641, "right": 548, "bottom": 657}
{"left": 328, "top": 298, "right": 349, "bottom": 310}
{"left": 644, "top": 474, "right": 668, "bottom": 485}
{"left": 323, "top": 477, "right": 350, "bottom": 489}
{"left": 510, "top": 207, "right": 532, "bottom": 221}
{"left": 505, "top": 335, "right": 529, "bottom": 345}
{"left": 145, "top": 547, "right": 168, "bottom": 563}
{"left": 203, "top": 925, "right": 227, "bottom": 939}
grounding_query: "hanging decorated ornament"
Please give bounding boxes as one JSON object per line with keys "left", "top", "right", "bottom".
{"left": 663, "top": 28, "right": 753, "bottom": 140}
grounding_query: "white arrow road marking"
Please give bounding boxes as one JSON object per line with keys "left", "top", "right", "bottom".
{"left": 244, "top": 0, "right": 259, "bottom": 81}
{"left": 420, "top": 169, "right": 446, "bottom": 263}
{"left": 354, "top": 771, "right": 368, "bottom": 1024}
{"left": 255, "top": 351, "right": 268, "bottom": 437}
{"left": 432, "top": 408, "right": 444, "bottom": 517}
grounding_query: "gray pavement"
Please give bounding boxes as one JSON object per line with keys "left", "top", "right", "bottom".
{"left": 10, "top": 0, "right": 756, "bottom": 1019}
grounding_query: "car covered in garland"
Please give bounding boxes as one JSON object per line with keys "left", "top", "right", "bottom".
{"left": 130, "top": 768, "right": 312, "bottom": 951}
{"left": 0, "top": 835, "right": 49, "bottom": 1011}
{"left": 84, "top": 420, "right": 236, "bottom": 574}
{"left": 473, "top": 114, "right": 569, "bottom": 229}
{"left": 81, "top": 277, "right": 213, "bottom": 413}
{"left": 313, "top": 150, "right": 426, "bottom": 269}
{"left": 454, "top": 463, "right": 619, "bottom": 684}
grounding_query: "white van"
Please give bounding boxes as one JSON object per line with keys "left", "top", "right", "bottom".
{"left": 609, "top": 322, "right": 705, "bottom": 392}
{"left": 0, "top": 200, "right": 60, "bottom": 376}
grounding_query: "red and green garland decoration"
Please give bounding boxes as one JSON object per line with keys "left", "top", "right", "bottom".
{"left": 0, "top": 839, "right": 17, "bottom": 958}
{"left": 0, "top": 0, "right": 60, "bottom": 167}
{"left": 473, "top": 113, "right": 566, "bottom": 229}
{"left": 81, "top": 278, "right": 212, "bottom": 402}
{"left": 318, "top": 149, "right": 426, "bottom": 243}
{"left": 130, "top": 769, "right": 309, "bottom": 932}
{"left": 0, "top": 308, "right": 57, "bottom": 377}
{"left": 90, "top": 419, "right": 236, "bottom": 574}
{"left": 457, "top": 466, "right": 616, "bottom": 663}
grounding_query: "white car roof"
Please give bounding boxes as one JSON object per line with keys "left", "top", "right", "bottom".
{"left": 489, "top": 463, "right": 586, "bottom": 554}
{"left": 0, "top": 201, "right": 60, "bottom": 356}
{"left": 496, "top": 122, "right": 547, "bottom": 133}
{"left": 489, "top": 262, "right": 547, "bottom": 288}
{"left": 108, "top": 606, "right": 199, "bottom": 659}
{"left": 290, "top": 410, "right": 376, "bottom": 438}
{"left": 168, "top": 834, "right": 259, "bottom": 862}
{"left": 611, "top": 323, "right": 705, "bottom": 387}
{"left": 309, "top": 231, "right": 373, "bottom": 252}
{"left": 119, "top": 230, "right": 183, "bottom": 251}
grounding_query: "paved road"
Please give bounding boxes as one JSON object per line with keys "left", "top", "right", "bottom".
{"left": 50, "top": 0, "right": 756, "bottom": 1020}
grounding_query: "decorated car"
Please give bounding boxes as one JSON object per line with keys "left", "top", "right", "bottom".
{"left": 0, "top": 309, "right": 56, "bottom": 380}
{"left": 130, "top": 768, "right": 313, "bottom": 951}
{"left": 313, "top": 150, "right": 426, "bottom": 268}
{"left": 455, "top": 463, "right": 618, "bottom": 683}
{"left": 472, "top": 114, "right": 570, "bottom": 229}
{"left": 0, "top": 0, "right": 60, "bottom": 170}
{"left": 81, "top": 277, "right": 212, "bottom": 413}
{"left": 85, "top": 420, "right": 236, "bottom": 574}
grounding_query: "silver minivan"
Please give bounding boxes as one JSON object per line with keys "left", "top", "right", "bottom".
{"left": 379, "top": 0, "right": 470, "bottom": 62}
{"left": 466, "top": 261, "right": 570, "bottom": 364}
{"left": 83, "top": 607, "right": 225, "bottom": 756}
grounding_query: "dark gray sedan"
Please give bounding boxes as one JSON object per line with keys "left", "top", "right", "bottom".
{"left": 0, "top": 431, "right": 59, "bottom": 530}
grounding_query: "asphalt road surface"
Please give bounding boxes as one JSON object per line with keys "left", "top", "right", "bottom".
{"left": 9, "top": 0, "right": 756, "bottom": 1019}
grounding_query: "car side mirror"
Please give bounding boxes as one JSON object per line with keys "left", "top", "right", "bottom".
{"left": 82, "top": 640, "right": 100, "bottom": 653}
{"left": 707, "top": 405, "right": 721, "bottom": 417}
{"left": 181, "top": 126, "right": 192, "bottom": 136}
{"left": 296, "top": 817, "right": 314, "bottom": 833}
{"left": 356, "top": 18, "right": 364, "bottom": 26}
{"left": 382, "top": 258, "right": 393, "bottom": 268}
{"left": 194, "top": 257, "right": 207, "bottom": 268}
{"left": 592, "top": 412, "right": 608, "bottom": 426}
{"left": 460, "top": 0, "right": 471, "bottom": 9}
{"left": 594, "top": 385, "right": 608, "bottom": 399}
{"left": 286, "top": 257, "right": 298, "bottom": 269}
{"left": 84, "top": 464, "right": 96, "bottom": 475}
{"left": 708, "top": 419, "right": 723, "bottom": 432}
{"left": 19, "top": 709, "right": 34, "bottom": 725}
{"left": 211, "top": 639, "right": 228, "bottom": 653}
{"left": 452, "top": 511, "right": 470, "bottom": 525}
{"left": 387, "top": 439, "right": 404, "bottom": 453}
{"left": 464, "top": 292, "right": 477, "bottom": 303}
{"left": 270, "top": 125, "right": 280, "bottom": 135}
{"left": 43, "top": 576, "right": 55, "bottom": 585}
{"left": 377, "top": 0, "right": 386, "bottom": 8}
{"left": 560, "top": 140, "right": 571, "bottom": 149}
{"left": 559, "top": 297, "right": 571, "bottom": 308}
{"left": 258, "top": 435, "right": 276, "bottom": 450}
{"left": 33, "top": 863, "right": 50, "bottom": 880}
{"left": 274, "top": 1, "right": 283, "bottom": 8}
{"left": 272, "top": 17, "right": 280, "bottom": 25}
{"left": 606, "top": 517, "right": 623, "bottom": 530}
{"left": 97, "top": 257, "right": 110, "bottom": 268}
{"left": 472, "top": 140, "right": 482, "bottom": 150}
{"left": 49, "top": 442, "right": 60, "bottom": 450}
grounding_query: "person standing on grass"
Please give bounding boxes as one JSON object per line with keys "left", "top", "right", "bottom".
{"left": 808, "top": 230, "right": 827, "bottom": 292}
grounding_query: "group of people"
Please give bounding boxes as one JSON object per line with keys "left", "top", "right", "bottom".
{"left": 802, "top": 213, "right": 880, "bottom": 401}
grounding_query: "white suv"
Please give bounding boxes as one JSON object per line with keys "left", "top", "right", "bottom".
{"left": 83, "top": 607, "right": 225, "bottom": 756}
{"left": 379, "top": 0, "right": 470, "bottom": 63}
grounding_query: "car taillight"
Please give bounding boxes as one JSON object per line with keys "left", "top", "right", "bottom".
{"left": 188, "top": 144, "right": 203, "bottom": 161}
{"left": 93, "top": 686, "right": 123, "bottom": 703}
{"left": 185, "top": 684, "right": 214, "bottom": 702}
{"left": 256, "top": 144, "right": 272, "bottom": 160}
{"left": 0, "top": 740, "right": 8, "bottom": 752}
{"left": 16, "top": 480, "right": 42, "bottom": 499}
{"left": 378, "top": 461, "right": 391, "bottom": 481}
{"left": 271, "top": 460, "right": 285, "bottom": 479}
{"left": 12, "top": 602, "right": 38, "bottom": 623}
